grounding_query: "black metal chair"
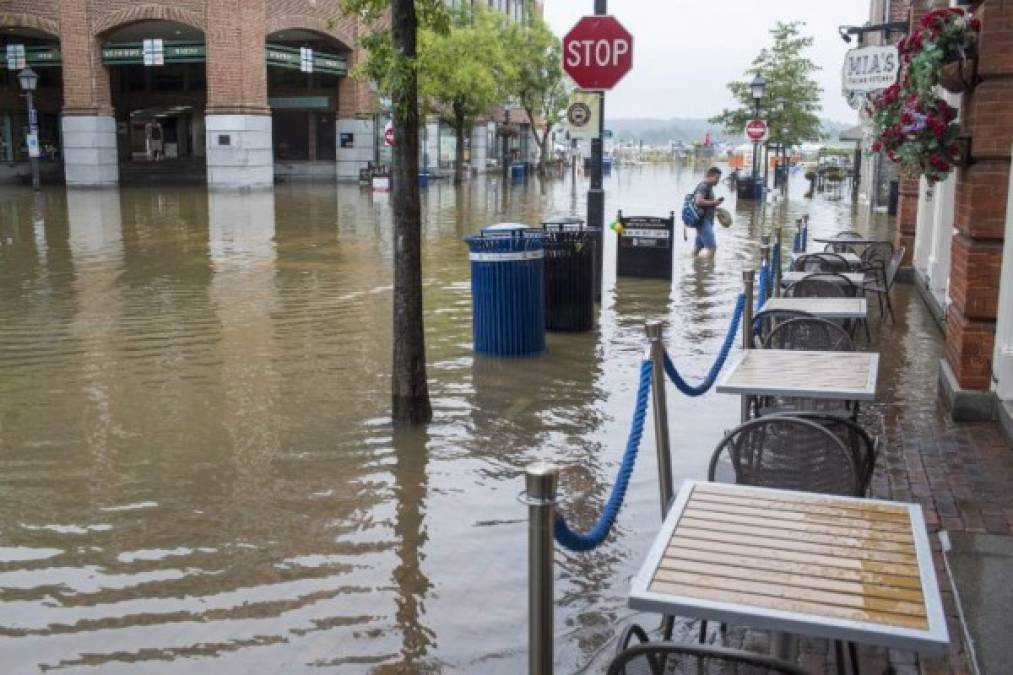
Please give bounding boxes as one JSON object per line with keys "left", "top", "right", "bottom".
{"left": 763, "top": 317, "right": 855, "bottom": 352}
{"left": 708, "top": 416, "right": 862, "bottom": 497}
{"left": 608, "top": 639, "right": 811, "bottom": 675}
{"left": 752, "top": 308, "right": 813, "bottom": 348}
{"left": 784, "top": 273, "right": 855, "bottom": 299}
{"left": 824, "top": 241, "right": 859, "bottom": 256}
{"left": 864, "top": 246, "right": 905, "bottom": 323}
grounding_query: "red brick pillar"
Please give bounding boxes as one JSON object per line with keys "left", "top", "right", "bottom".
{"left": 58, "top": 0, "right": 117, "bottom": 185}
{"left": 895, "top": 174, "right": 919, "bottom": 265}
{"left": 945, "top": 0, "right": 1012, "bottom": 402}
{"left": 204, "top": 0, "right": 272, "bottom": 187}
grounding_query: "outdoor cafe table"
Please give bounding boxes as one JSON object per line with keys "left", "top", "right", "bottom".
{"left": 781, "top": 270, "right": 867, "bottom": 288}
{"left": 813, "top": 235, "right": 883, "bottom": 246}
{"left": 627, "top": 480, "right": 950, "bottom": 659}
{"left": 761, "top": 297, "right": 868, "bottom": 320}
{"left": 716, "top": 349, "right": 879, "bottom": 401}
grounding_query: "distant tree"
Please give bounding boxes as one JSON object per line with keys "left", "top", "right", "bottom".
{"left": 418, "top": 5, "right": 514, "bottom": 184}
{"left": 341, "top": 0, "right": 449, "bottom": 426}
{"left": 710, "top": 22, "right": 824, "bottom": 148}
{"left": 505, "top": 11, "right": 570, "bottom": 172}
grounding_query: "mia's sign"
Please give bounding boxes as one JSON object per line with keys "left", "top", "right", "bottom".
{"left": 842, "top": 45, "right": 899, "bottom": 95}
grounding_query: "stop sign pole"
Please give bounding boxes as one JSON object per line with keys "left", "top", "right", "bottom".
{"left": 588, "top": 1, "right": 606, "bottom": 304}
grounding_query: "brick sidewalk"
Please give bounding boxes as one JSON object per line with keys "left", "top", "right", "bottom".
{"left": 698, "top": 284, "right": 1013, "bottom": 675}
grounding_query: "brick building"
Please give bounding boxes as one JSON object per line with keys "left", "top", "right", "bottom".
{"left": 853, "top": 0, "right": 1013, "bottom": 434}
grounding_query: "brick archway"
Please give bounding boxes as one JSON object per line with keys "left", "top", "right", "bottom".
{"left": 265, "top": 15, "right": 354, "bottom": 52}
{"left": 0, "top": 12, "right": 60, "bottom": 38}
{"left": 93, "top": 5, "right": 206, "bottom": 37}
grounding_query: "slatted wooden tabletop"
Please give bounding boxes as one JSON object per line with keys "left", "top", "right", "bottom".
{"left": 762, "top": 297, "right": 868, "bottom": 319}
{"left": 781, "top": 271, "right": 866, "bottom": 287}
{"left": 628, "top": 481, "right": 949, "bottom": 654}
{"left": 716, "top": 349, "right": 879, "bottom": 400}
{"left": 812, "top": 236, "right": 883, "bottom": 245}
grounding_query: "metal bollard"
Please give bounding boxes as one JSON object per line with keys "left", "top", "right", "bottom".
{"left": 525, "top": 462, "right": 559, "bottom": 675}
{"left": 645, "top": 322, "right": 674, "bottom": 516}
{"left": 741, "top": 270, "right": 755, "bottom": 423}
{"left": 773, "top": 228, "right": 783, "bottom": 298}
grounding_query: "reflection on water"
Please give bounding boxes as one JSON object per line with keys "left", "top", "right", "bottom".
{"left": 0, "top": 167, "right": 892, "bottom": 673}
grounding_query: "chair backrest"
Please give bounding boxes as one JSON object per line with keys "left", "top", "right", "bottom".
{"left": 607, "top": 642, "right": 811, "bottom": 675}
{"left": 770, "top": 411, "right": 878, "bottom": 495}
{"left": 884, "top": 246, "right": 905, "bottom": 290}
{"left": 785, "top": 271, "right": 857, "bottom": 298}
{"left": 707, "top": 417, "right": 862, "bottom": 497}
{"left": 763, "top": 316, "right": 855, "bottom": 351}
{"left": 825, "top": 241, "right": 858, "bottom": 255}
{"left": 793, "top": 253, "right": 847, "bottom": 273}
{"left": 752, "top": 309, "right": 814, "bottom": 347}
{"left": 836, "top": 230, "right": 863, "bottom": 239}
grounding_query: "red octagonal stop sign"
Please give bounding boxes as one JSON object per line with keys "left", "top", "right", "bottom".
{"left": 562, "top": 16, "right": 633, "bottom": 91}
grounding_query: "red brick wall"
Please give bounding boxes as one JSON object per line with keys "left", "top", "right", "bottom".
{"left": 945, "top": 0, "right": 1012, "bottom": 390}
{"left": 58, "top": 0, "right": 111, "bottom": 114}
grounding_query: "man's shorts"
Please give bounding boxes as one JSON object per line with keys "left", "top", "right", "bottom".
{"left": 695, "top": 219, "right": 717, "bottom": 250}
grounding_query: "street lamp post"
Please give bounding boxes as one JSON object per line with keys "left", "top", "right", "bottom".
{"left": 18, "top": 67, "right": 40, "bottom": 191}
{"left": 749, "top": 74, "right": 766, "bottom": 197}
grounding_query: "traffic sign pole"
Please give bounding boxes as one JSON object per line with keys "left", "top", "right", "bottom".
{"left": 588, "top": 0, "right": 607, "bottom": 302}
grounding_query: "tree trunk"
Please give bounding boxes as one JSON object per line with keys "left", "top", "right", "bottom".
{"left": 390, "top": 0, "right": 432, "bottom": 426}
{"left": 453, "top": 102, "right": 466, "bottom": 185}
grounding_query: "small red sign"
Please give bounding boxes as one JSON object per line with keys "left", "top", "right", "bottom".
{"left": 384, "top": 122, "right": 394, "bottom": 147}
{"left": 746, "top": 119, "right": 768, "bottom": 142}
{"left": 562, "top": 16, "right": 634, "bottom": 91}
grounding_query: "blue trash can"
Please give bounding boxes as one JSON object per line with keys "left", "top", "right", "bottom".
{"left": 465, "top": 224, "right": 545, "bottom": 356}
{"left": 510, "top": 162, "right": 526, "bottom": 181}
{"left": 602, "top": 158, "right": 613, "bottom": 176}
{"left": 418, "top": 171, "right": 429, "bottom": 188}
{"left": 753, "top": 177, "right": 765, "bottom": 200}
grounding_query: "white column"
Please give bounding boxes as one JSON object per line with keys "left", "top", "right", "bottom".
{"left": 913, "top": 176, "right": 935, "bottom": 274}
{"left": 205, "top": 114, "right": 273, "bottom": 189}
{"left": 62, "top": 114, "right": 119, "bottom": 186}
{"left": 993, "top": 142, "right": 1013, "bottom": 400}
{"left": 927, "top": 171, "right": 955, "bottom": 306}
{"left": 336, "top": 118, "right": 375, "bottom": 180}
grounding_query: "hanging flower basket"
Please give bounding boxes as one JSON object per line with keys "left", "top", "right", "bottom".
{"left": 869, "top": 8, "right": 981, "bottom": 183}
{"left": 939, "top": 57, "right": 978, "bottom": 94}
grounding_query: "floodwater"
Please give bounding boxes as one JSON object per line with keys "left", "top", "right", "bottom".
{"left": 0, "top": 165, "right": 894, "bottom": 673}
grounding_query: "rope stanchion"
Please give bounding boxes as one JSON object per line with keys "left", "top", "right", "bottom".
{"left": 756, "top": 264, "right": 770, "bottom": 312}
{"left": 662, "top": 293, "right": 746, "bottom": 397}
{"left": 553, "top": 359, "right": 652, "bottom": 552}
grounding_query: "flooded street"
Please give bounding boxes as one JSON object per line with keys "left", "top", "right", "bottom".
{"left": 0, "top": 166, "right": 895, "bottom": 673}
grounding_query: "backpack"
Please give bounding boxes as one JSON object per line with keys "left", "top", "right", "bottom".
{"left": 681, "top": 193, "right": 702, "bottom": 228}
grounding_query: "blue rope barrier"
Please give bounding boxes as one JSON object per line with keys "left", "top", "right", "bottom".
{"left": 554, "top": 360, "right": 652, "bottom": 552}
{"left": 793, "top": 232, "right": 801, "bottom": 254}
{"left": 662, "top": 292, "right": 746, "bottom": 397}
{"left": 756, "top": 264, "right": 770, "bottom": 312}
{"left": 771, "top": 242, "right": 781, "bottom": 281}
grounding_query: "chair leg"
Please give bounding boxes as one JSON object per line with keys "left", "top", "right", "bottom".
{"left": 834, "top": 640, "right": 847, "bottom": 675}
{"left": 885, "top": 290, "right": 895, "bottom": 323}
{"left": 848, "top": 641, "right": 860, "bottom": 675}
{"left": 863, "top": 318, "right": 871, "bottom": 343}
{"left": 698, "top": 619, "right": 707, "bottom": 644}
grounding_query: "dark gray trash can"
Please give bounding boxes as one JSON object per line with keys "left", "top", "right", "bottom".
{"left": 540, "top": 217, "right": 598, "bottom": 332}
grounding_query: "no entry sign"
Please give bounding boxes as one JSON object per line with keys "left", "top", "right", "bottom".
{"left": 562, "top": 16, "right": 633, "bottom": 91}
{"left": 745, "top": 119, "right": 768, "bottom": 142}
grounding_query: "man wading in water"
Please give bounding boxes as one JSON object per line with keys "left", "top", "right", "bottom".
{"left": 692, "top": 167, "right": 725, "bottom": 258}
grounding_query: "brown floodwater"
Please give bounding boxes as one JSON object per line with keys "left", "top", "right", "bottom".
{"left": 0, "top": 166, "right": 896, "bottom": 673}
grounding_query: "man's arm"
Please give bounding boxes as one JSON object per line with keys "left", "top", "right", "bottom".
{"left": 694, "top": 192, "right": 724, "bottom": 207}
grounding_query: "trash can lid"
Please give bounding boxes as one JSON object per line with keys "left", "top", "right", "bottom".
{"left": 482, "top": 223, "right": 531, "bottom": 233}
{"left": 541, "top": 215, "right": 585, "bottom": 225}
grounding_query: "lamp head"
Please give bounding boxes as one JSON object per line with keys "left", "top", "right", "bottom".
{"left": 750, "top": 74, "right": 766, "bottom": 101}
{"left": 18, "top": 67, "right": 38, "bottom": 92}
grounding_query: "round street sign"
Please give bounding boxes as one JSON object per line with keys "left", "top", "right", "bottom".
{"left": 562, "top": 16, "right": 633, "bottom": 91}
{"left": 567, "top": 101, "right": 592, "bottom": 129}
{"left": 384, "top": 121, "right": 394, "bottom": 147}
{"left": 745, "top": 119, "right": 768, "bottom": 142}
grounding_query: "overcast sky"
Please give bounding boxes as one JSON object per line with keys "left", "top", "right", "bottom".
{"left": 544, "top": 0, "right": 869, "bottom": 123}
